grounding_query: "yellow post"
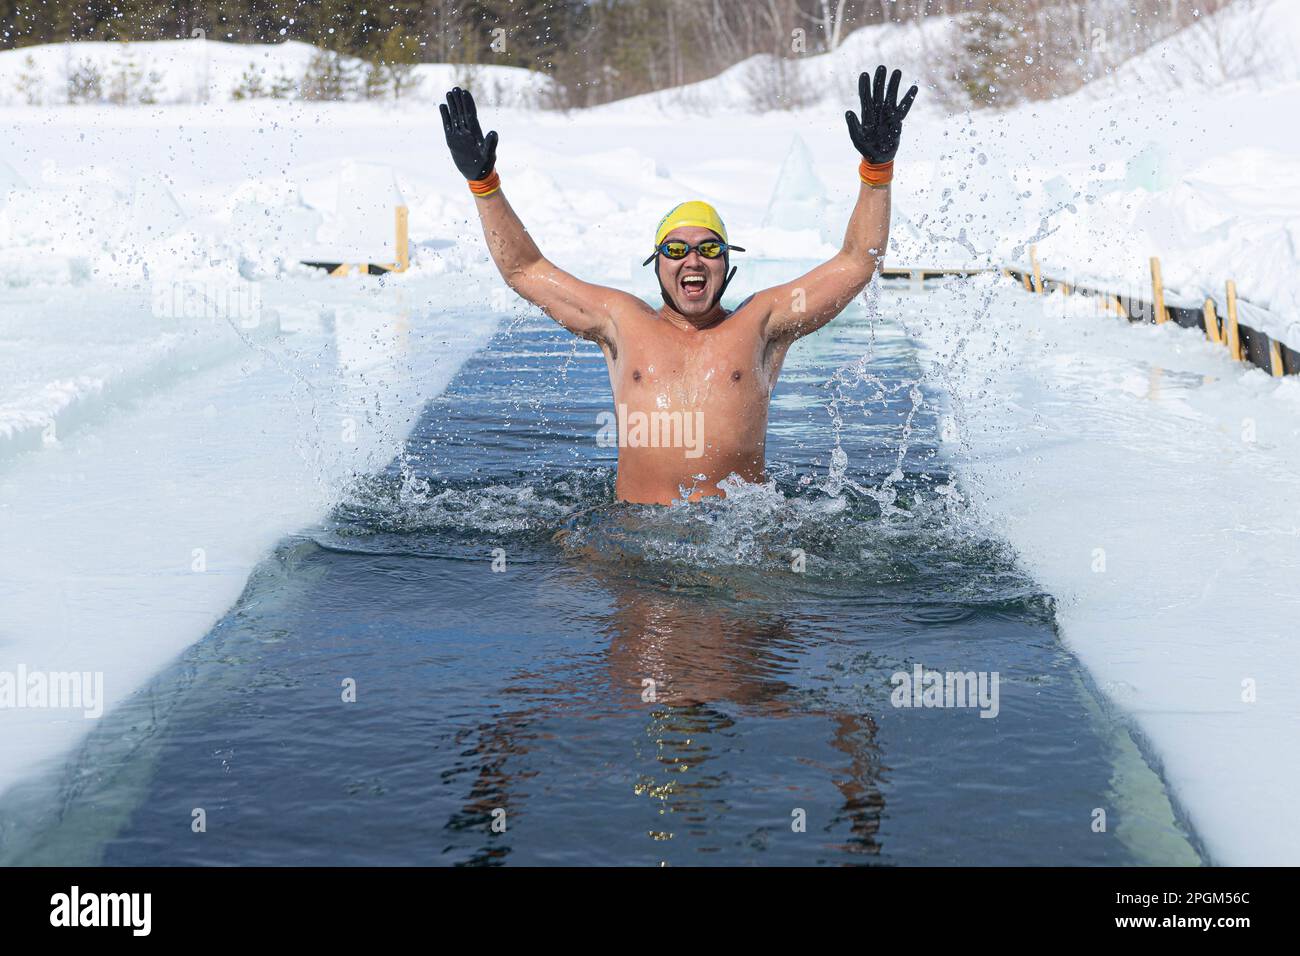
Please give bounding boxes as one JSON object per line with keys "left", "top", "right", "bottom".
{"left": 1225, "top": 280, "right": 1242, "bottom": 362}
{"left": 394, "top": 205, "right": 410, "bottom": 273}
{"left": 1203, "top": 298, "right": 1220, "bottom": 344}
{"left": 1022, "top": 273, "right": 1033, "bottom": 292}
{"left": 1061, "top": 281, "right": 1071, "bottom": 296}
{"left": 1269, "top": 340, "right": 1285, "bottom": 377}
{"left": 1113, "top": 295, "right": 1127, "bottom": 318}
{"left": 1150, "top": 256, "right": 1167, "bottom": 324}
{"left": 330, "top": 263, "right": 352, "bottom": 277}
{"left": 1030, "top": 245, "right": 1043, "bottom": 294}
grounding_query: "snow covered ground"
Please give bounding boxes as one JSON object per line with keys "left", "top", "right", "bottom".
{"left": 1, "top": 0, "right": 1298, "bottom": 862}
{"left": 909, "top": 277, "right": 1300, "bottom": 865}
{"left": 0, "top": 275, "right": 499, "bottom": 795}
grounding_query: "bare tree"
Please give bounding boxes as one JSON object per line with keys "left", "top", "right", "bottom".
{"left": 801, "top": 0, "right": 850, "bottom": 51}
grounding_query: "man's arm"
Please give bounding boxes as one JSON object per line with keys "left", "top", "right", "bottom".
{"left": 441, "top": 88, "right": 640, "bottom": 348}
{"left": 470, "top": 187, "right": 640, "bottom": 346}
{"left": 762, "top": 67, "right": 917, "bottom": 343}
{"left": 760, "top": 182, "right": 891, "bottom": 342}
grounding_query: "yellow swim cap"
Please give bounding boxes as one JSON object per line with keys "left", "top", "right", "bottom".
{"left": 654, "top": 200, "right": 728, "bottom": 247}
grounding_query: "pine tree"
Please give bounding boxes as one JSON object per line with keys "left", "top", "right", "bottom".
{"left": 301, "top": 49, "right": 358, "bottom": 101}
{"left": 377, "top": 26, "right": 421, "bottom": 101}
{"left": 958, "top": 0, "right": 1024, "bottom": 108}
{"left": 15, "top": 53, "right": 43, "bottom": 105}
{"left": 231, "top": 63, "right": 266, "bottom": 100}
{"left": 66, "top": 58, "right": 104, "bottom": 104}
{"left": 268, "top": 69, "right": 297, "bottom": 99}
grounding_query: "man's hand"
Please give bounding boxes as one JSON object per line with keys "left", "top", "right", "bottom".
{"left": 440, "top": 87, "right": 498, "bottom": 181}
{"left": 844, "top": 66, "right": 918, "bottom": 164}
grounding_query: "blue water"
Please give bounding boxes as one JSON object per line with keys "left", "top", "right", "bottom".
{"left": 0, "top": 284, "right": 1202, "bottom": 866}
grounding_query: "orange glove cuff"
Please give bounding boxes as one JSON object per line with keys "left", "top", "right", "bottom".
{"left": 859, "top": 159, "right": 893, "bottom": 188}
{"left": 469, "top": 169, "right": 500, "bottom": 197}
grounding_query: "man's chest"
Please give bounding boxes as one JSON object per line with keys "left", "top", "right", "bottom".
{"left": 618, "top": 304, "right": 791, "bottom": 386}
{"left": 609, "top": 336, "right": 773, "bottom": 409}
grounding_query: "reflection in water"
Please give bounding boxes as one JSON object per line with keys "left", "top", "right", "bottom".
{"left": 434, "top": 551, "right": 891, "bottom": 864}
{"left": 596, "top": 571, "right": 886, "bottom": 856}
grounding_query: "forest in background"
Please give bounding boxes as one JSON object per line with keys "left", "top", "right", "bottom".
{"left": 0, "top": 0, "right": 1242, "bottom": 108}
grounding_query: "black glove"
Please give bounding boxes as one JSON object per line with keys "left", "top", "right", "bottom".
{"left": 440, "top": 87, "right": 498, "bottom": 181}
{"left": 845, "top": 66, "right": 918, "bottom": 165}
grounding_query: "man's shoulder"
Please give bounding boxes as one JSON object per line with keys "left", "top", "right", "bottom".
{"left": 711, "top": 294, "right": 772, "bottom": 329}
{"left": 727, "top": 291, "right": 777, "bottom": 326}
{"left": 608, "top": 290, "right": 659, "bottom": 319}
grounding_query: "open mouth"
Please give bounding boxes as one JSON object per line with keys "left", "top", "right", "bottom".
{"left": 679, "top": 272, "right": 708, "bottom": 301}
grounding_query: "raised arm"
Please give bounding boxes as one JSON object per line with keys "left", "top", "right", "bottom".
{"left": 761, "top": 67, "right": 918, "bottom": 343}
{"left": 440, "top": 88, "right": 639, "bottom": 348}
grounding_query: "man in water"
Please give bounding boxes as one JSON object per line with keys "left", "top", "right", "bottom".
{"left": 440, "top": 66, "right": 917, "bottom": 505}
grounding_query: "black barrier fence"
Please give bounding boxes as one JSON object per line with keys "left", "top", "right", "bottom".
{"left": 1004, "top": 267, "right": 1300, "bottom": 377}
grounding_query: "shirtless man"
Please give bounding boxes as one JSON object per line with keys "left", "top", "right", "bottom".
{"left": 439, "top": 66, "right": 918, "bottom": 505}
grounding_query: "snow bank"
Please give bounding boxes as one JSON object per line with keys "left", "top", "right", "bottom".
{"left": 1001, "top": 0, "right": 1300, "bottom": 351}
{"left": 1097, "top": 0, "right": 1300, "bottom": 93}
{"left": 604, "top": 0, "right": 1300, "bottom": 348}
{"left": 0, "top": 276, "right": 500, "bottom": 796}
{"left": 6, "top": 4, "right": 1297, "bottom": 338}
{"left": 907, "top": 274, "right": 1300, "bottom": 865}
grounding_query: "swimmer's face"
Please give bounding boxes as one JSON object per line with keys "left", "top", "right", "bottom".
{"left": 658, "top": 226, "right": 727, "bottom": 316}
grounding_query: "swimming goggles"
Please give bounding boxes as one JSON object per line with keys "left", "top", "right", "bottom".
{"left": 641, "top": 240, "right": 746, "bottom": 266}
